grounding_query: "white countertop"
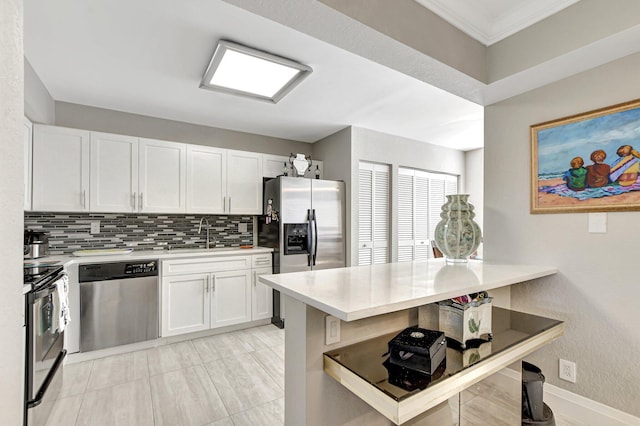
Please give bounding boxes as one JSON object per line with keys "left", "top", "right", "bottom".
{"left": 23, "top": 246, "right": 273, "bottom": 295}
{"left": 25, "top": 246, "right": 273, "bottom": 267}
{"left": 258, "top": 259, "right": 557, "bottom": 321}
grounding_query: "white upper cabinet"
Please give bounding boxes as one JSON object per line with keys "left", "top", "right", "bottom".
{"left": 90, "top": 132, "right": 138, "bottom": 213}
{"left": 32, "top": 124, "right": 90, "bottom": 212}
{"left": 262, "top": 154, "right": 288, "bottom": 178}
{"left": 28, "top": 124, "right": 272, "bottom": 214}
{"left": 24, "top": 118, "right": 33, "bottom": 211}
{"left": 227, "top": 150, "right": 263, "bottom": 214}
{"left": 186, "top": 145, "right": 227, "bottom": 214}
{"left": 138, "top": 138, "right": 187, "bottom": 213}
{"left": 263, "top": 154, "right": 324, "bottom": 180}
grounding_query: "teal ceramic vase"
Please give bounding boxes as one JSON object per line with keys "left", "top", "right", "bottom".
{"left": 434, "top": 194, "right": 482, "bottom": 263}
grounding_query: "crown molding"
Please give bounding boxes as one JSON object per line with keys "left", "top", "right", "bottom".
{"left": 415, "top": 0, "right": 580, "bottom": 45}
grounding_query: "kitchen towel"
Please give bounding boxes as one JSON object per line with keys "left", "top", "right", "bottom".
{"left": 54, "top": 275, "right": 71, "bottom": 333}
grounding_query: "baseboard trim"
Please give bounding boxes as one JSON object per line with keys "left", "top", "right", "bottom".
{"left": 497, "top": 368, "right": 640, "bottom": 425}
{"left": 543, "top": 383, "right": 640, "bottom": 426}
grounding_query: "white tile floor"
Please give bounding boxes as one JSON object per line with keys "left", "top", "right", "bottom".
{"left": 47, "top": 324, "right": 579, "bottom": 426}
{"left": 47, "top": 325, "right": 285, "bottom": 426}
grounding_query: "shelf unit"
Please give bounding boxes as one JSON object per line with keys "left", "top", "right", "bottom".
{"left": 323, "top": 307, "right": 564, "bottom": 425}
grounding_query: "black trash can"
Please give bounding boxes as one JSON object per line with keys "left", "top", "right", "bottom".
{"left": 522, "top": 361, "right": 555, "bottom": 425}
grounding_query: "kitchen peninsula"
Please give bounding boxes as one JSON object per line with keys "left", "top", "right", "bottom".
{"left": 259, "top": 260, "right": 562, "bottom": 425}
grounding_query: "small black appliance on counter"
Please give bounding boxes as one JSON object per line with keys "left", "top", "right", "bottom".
{"left": 387, "top": 327, "right": 447, "bottom": 375}
{"left": 24, "top": 229, "right": 49, "bottom": 259}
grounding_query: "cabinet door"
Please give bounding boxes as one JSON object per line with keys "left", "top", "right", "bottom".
{"left": 252, "top": 266, "right": 273, "bottom": 321}
{"left": 90, "top": 132, "right": 138, "bottom": 213}
{"left": 161, "top": 273, "right": 210, "bottom": 337}
{"left": 186, "top": 145, "right": 226, "bottom": 213}
{"left": 262, "top": 154, "right": 288, "bottom": 179}
{"left": 139, "top": 138, "right": 186, "bottom": 213}
{"left": 32, "top": 125, "right": 90, "bottom": 212}
{"left": 23, "top": 118, "right": 33, "bottom": 211}
{"left": 227, "top": 150, "right": 262, "bottom": 214}
{"left": 211, "top": 269, "right": 251, "bottom": 328}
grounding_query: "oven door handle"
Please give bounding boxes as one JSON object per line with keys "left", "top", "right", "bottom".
{"left": 27, "top": 349, "right": 66, "bottom": 408}
{"left": 31, "top": 272, "right": 66, "bottom": 300}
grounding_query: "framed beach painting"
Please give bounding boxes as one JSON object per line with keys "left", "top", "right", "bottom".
{"left": 531, "top": 99, "right": 640, "bottom": 213}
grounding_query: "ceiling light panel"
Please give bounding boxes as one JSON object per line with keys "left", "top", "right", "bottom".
{"left": 201, "top": 40, "right": 312, "bottom": 103}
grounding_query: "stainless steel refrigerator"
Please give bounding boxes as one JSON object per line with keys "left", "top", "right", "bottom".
{"left": 259, "top": 176, "right": 346, "bottom": 327}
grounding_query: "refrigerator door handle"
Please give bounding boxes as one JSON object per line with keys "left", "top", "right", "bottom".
{"left": 307, "top": 209, "right": 313, "bottom": 267}
{"left": 312, "top": 209, "right": 318, "bottom": 266}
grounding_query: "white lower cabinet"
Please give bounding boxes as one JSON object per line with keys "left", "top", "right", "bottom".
{"left": 162, "top": 273, "right": 210, "bottom": 336}
{"left": 252, "top": 267, "right": 273, "bottom": 321}
{"left": 161, "top": 254, "right": 272, "bottom": 337}
{"left": 210, "top": 269, "right": 252, "bottom": 328}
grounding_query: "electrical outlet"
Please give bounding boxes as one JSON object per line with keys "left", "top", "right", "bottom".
{"left": 325, "top": 315, "right": 341, "bottom": 345}
{"left": 559, "top": 359, "right": 576, "bottom": 383}
{"left": 90, "top": 221, "right": 100, "bottom": 234}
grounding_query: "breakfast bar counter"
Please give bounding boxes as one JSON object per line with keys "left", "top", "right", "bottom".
{"left": 259, "top": 260, "right": 561, "bottom": 425}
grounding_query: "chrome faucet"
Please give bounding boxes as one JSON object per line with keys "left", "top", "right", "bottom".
{"left": 198, "top": 217, "right": 211, "bottom": 249}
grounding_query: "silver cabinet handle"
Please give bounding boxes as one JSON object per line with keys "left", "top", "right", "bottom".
{"left": 132, "top": 192, "right": 137, "bottom": 210}
{"left": 253, "top": 270, "right": 257, "bottom": 287}
{"left": 205, "top": 275, "right": 209, "bottom": 293}
{"left": 82, "top": 190, "right": 87, "bottom": 209}
{"left": 223, "top": 197, "right": 226, "bottom": 212}
{"left": 229, "top": 197, "right": 231, "bottom": 212}
{"left": 139, "top": 192, "right": 143, "bottom": 210}
{"left": 212, "top": 275, "right": 216, "bottom": 292}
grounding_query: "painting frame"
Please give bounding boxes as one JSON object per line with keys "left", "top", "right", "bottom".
{"left": 531, "top": 98, "right": 640, "bottom": 214}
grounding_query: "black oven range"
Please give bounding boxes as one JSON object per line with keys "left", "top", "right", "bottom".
{"left": 23, "top": 264, "right": 68, "bottom": 426}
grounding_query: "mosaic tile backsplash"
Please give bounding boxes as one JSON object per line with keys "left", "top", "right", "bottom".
{"left": 24, "top": 213, "right": 255, "bottom": 255}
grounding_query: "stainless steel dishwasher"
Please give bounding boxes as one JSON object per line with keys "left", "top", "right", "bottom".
{"left": 79, "top": 260, "right": 159, "bottom": 352}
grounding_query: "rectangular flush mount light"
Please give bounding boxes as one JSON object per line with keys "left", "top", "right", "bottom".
{"left": 200, "top": 40, "right": 313, "bottom": 103}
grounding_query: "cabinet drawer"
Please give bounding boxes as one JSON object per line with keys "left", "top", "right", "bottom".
{"left": 252, "top": 254, "right": 272, "bottom": 268}
{"left": 162, "top": 255, "right": 251, "bottom": 276}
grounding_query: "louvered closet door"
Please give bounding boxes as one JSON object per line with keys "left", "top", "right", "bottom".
{"left": 397, "top": 168, "right": 414, "bottom": 262}
{"left": 372, "top": 166, "right": 390, "bottom": 263}
{"left": 414, "top": 171, "right": 430, "bottom": 260}
{"left": 358, "top": 162, "right": 390, "bottom": 266}
{"left": 358, "top": 166, "right": 373, "bottom": 265}
{"left": 397, "top": 168, "right": 459, "bottom": 261}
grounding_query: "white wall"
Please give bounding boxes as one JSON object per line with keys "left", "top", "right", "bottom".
{"left": 465, "top": 148, "right": 484, "bottom": 257}
{"left": 0, "top": 0, "right": 26, "bottom": 424}
{"left": 318, "top": 0, "right": 486, "bottom": 82}
{"left": 487, "top": 0, "right": 640, "bottom": 82}
{"left": 485, "top": 52, "right": 640, "bottom": 417}
{"left": 24, "top": 58, "right": 55, "bottom": 124}
{"left": 54, "top": 102, "right": 310, "bottom": 156}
